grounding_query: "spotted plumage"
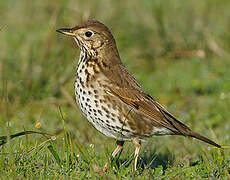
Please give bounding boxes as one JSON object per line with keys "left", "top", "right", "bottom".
{"left": 57, "top": 20, "right": 221, "bottom": 171}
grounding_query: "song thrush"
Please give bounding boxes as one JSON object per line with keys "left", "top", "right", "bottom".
{"left": 57, "top": 20, "right": 221, "bottom": 170}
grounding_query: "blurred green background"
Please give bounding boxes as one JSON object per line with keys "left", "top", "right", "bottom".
{"left": 0, "top": 0, "right": 230, "bottom": 178}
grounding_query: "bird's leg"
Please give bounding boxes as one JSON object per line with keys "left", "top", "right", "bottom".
{"left": 110, "top": 140, "right": 124, "bottom": 161}
{"left": 132, "top": 137, "right": 141, "bottom": 171}
{"left": 103, "top": 141, "right": 124, "bottom": 172}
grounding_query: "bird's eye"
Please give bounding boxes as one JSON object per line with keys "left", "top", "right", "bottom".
{"left": 85, "top": 31, "right": 93, "bottom": 37}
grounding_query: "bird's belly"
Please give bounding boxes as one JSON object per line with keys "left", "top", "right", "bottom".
{"left": 74, "top": 79, "right": 132, "bottom": 141}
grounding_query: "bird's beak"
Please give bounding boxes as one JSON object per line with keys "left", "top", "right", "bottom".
{"left": 56, "top": 28, "right": 76, "bottom": 37}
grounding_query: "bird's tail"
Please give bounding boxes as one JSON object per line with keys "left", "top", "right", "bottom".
{"left": 188, "top": 130, "right": 221, "bottom": 148}
{"left": 156, "top": 103, "right": 222, "bottom": 148}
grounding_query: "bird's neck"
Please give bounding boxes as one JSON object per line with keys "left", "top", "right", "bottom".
{"left": 79, "top": 44, "right": 121, "bottom": 68}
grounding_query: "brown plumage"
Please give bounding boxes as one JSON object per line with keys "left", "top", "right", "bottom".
{"left": 57, "top": 20, "right": 221, "bottom": 170}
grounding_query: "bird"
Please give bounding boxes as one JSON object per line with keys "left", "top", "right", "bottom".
{"left": 56, "top": 20, "right": 221, "bottom": 171}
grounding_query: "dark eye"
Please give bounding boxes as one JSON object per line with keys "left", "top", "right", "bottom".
{"left": 85, "top": 31, "right": 93, "bottom": 37}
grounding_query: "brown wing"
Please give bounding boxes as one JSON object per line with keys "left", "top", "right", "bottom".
{"left": 103, "top": 64, "right": 191, "bottom": 135}
{"left": 102, "top": 64, "right": 221, "bottom": 148}
{"left": 109, "top": 87, "right": 191, "bottom": 135}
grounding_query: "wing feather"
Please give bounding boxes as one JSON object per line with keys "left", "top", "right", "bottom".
{"left": 103, "top": 64, "right": 191, "bottom": 135}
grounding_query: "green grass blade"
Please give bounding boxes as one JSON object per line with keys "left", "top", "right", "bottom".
{"left": 47, "top": 144, "right": 62, "bottom": 167}
{"left": 0, "top": 131, "right": 51, "bottom": 146}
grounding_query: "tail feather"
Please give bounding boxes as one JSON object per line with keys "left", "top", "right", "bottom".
{"left": 156, "top": 104, "right": 221, "bottom": 148}
{"left": 188, "top": 131, "right": 221, "bottom": 148}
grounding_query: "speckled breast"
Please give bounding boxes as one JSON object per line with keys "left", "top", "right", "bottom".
{"left": 74, "top": 54, "right": 133, "bottom": 140}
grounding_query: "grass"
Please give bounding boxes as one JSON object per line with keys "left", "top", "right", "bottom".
{"left": 0, "top": 0, "right": 230, "bottom": 178}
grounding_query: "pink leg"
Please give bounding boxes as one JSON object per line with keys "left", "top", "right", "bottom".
{"left": 104, "top": 141, "right": 124, "bottom": 171}
{"left": 132, "top": 137, "right": 141, "bottom": 171}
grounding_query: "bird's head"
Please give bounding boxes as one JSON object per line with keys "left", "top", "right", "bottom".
{"left": 57, "top": 20, "right": 117, "bottom": 56}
